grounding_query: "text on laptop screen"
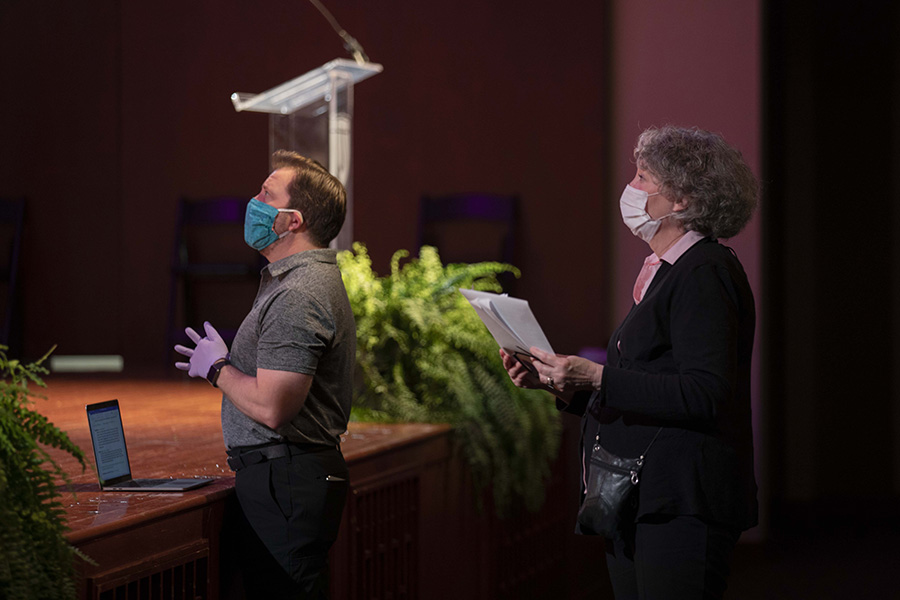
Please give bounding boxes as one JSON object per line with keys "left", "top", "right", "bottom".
{"left": 87, "top": 403, "right": 131, "bottom": 482}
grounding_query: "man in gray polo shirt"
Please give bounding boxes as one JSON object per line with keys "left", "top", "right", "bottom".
{"left": 175, "top": 150, "right": 355, "bottom": 598}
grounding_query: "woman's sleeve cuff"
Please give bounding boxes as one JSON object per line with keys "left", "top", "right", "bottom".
{"left": 556, "top": 390, "right": 594, "bottom": 416}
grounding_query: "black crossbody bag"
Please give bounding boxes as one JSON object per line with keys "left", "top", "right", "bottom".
{"left": 576, "top": 428, "right": 662, "bottom": 537}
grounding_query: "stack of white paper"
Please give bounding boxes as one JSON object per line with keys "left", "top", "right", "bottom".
{"left": 460, "top": 289, "right": 554, "bottom": 358}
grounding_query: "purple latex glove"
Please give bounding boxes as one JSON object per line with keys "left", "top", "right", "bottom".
{"left": 174, "top": 321, "right": 229, "bottom": 379}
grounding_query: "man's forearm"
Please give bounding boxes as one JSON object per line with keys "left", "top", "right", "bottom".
{"left": 217, "top": 366, "right": 313, "bottom": 431}
{"left": 216, "top": 366, "right": 272, "bottom": 426}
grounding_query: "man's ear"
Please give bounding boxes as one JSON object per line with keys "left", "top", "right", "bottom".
{"left": 289, "top": 211, "right": 305, "bottom": 232}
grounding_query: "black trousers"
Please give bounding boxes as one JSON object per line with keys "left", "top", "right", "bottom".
{"left": 231, "top": 446, "right": 349, "bottom": 599}
{"left": 605, "top": 515, "right": 741, "bottom": 600}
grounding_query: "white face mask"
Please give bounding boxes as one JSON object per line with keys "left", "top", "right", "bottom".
{"left": 619, "top": 184, "right": 673, "bottom": 242}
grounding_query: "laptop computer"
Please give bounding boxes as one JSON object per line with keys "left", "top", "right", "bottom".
{"left": 85, "top": 399, "right": 214, "bottom": 492}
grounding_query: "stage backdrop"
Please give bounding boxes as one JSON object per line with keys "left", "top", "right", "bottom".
{"left": 1, "top": 0, "right": 608, "bottom": 365}
{"left": 0, "top": 0, "right": 761, "bottom": 374}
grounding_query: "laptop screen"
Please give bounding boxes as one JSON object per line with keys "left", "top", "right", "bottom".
{"left": 86, "top": 400, "right": 132, "bottom": 485}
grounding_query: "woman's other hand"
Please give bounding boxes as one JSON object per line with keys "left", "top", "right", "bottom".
{"left": 500, "top": 348, "right": 543, "bottom": 389}
{"left": 528, "top": 346, "right": 604, "bottom": 395}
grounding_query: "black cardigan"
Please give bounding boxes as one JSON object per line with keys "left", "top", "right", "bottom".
{"left": 564, "top": 237, "right": 758, "bottom": 531}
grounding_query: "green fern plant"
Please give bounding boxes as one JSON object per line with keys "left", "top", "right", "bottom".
{"left": 0, "top": 346, "right": 89, "bottom": 600}
{"left": 338, "top": 244, "right": 561, "bottom": 515}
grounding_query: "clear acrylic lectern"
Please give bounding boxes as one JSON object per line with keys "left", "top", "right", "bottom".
{"left": 231, "top": 58, "right": 382, "bottom": 250}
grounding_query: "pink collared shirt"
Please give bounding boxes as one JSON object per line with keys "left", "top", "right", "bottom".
{"left": 632, "top": 230, "right": 706, "bottom": 304}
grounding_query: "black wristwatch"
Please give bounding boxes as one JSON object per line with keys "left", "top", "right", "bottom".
{"left": 207, "top": 356, "right": 231, "bottom": 388}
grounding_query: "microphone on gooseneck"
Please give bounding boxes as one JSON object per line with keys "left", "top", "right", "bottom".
{"left": 307, "top": 0, "right": 370, "bottom": 65}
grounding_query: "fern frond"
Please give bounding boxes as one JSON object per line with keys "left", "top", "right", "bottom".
{"left": 339, "top": 245, "right": 560, "bottom": 517}
{"left": 0, "top": 345, "right": 91, "bottom": 600}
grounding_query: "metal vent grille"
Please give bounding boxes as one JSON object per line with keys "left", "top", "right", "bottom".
{"left": 89, "top": 542, "right": 209, "bottom": 600}
{"left": 351, "top": 475, "right": 419, "bottom": 599}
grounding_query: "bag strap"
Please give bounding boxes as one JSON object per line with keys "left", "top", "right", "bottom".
{"left": 593, "top": 426, "right": 664, "bottom": 463}
{"left": 638, "top": 427, "right": 664, "bottom": 462}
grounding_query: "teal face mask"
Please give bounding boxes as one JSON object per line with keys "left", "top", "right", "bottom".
{"left": 243, "top": 198, "right": 302, "bottom": 250}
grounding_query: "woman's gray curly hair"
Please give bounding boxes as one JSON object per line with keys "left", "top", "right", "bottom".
{"left": 634, "top": 126, "right": 759, "bottom": 239}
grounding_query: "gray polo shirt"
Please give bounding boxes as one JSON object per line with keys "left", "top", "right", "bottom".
{"left": 221, "top": 248, "right": 356, "bottom": 449}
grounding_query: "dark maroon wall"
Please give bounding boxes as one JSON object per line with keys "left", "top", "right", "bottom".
{"left": 1, "top": 0, "right": 606, "bottom": 366}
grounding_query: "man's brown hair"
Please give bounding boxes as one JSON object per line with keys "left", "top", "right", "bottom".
{"left": 271, "top": 150, "right": 347, "bottom": 248}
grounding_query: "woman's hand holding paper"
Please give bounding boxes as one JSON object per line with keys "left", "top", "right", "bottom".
{"left": 500, "top": 347, "right": 604, "bottom": 401}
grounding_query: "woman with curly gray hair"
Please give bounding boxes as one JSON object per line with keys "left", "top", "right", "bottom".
{"left": 502, "top": 125, "right": 759, "bottom": 599}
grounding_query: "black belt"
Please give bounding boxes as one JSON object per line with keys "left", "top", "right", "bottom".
{"left": 225, "top": 441, "right": 338, "bottom": 472}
